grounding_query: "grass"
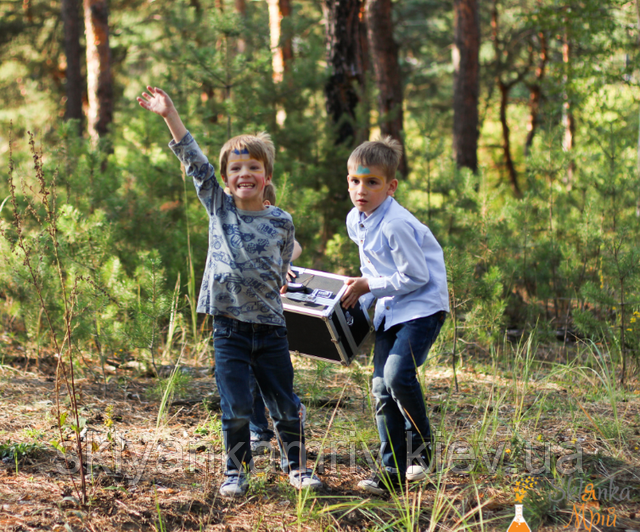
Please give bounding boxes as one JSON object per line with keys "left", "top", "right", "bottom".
{"left": 0, "top": 335, "right": 638, "bottom": 531}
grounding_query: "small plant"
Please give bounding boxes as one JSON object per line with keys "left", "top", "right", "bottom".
{"left": 194, "top": 413, "right": 222, "bottom": 440}
{"left": 148, "top": 370, "right": 193, "bottom": 403}
{"left": 0, "top": 441, "right": 44, "bottom": 474}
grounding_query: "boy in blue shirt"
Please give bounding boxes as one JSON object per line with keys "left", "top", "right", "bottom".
{"left": 341, "top": 137, "right": 449, "bottom": 495}
{"left": 138, "top": 86, "right": 322, "bottom": 497}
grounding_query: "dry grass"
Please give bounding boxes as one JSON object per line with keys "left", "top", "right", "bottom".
{"left": 0, "top": 345, "right": 639, "bottom": 532}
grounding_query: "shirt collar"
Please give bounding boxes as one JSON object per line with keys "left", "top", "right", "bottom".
{"left": 359, "top": 196, "right": 394, "bottom": 228}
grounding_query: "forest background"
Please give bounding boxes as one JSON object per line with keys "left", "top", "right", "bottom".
{"left": 0, "top": 0, "right": 640, "bottom": 530}
{"left": 1, "top": 0, "right": 640, "bottom": 380}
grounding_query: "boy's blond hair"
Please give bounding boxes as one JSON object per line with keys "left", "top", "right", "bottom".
{"left": 263, "top": 183, "right": 277, "bottom": 205}
{"left": 219, "top": 132, "right": 276, "bottom": 181}
{"left": 348, "top": 136, "right": 402, "bottom": 181}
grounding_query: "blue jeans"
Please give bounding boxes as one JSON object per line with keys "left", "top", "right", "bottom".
{"left": 249, "top": 370, "right": 301, "bottom": 441}
{"left": 213, "top": 316, "right": 305, "bottom": 473}
{"left": 372, "top": 312, "right": 446, "bottom": 475}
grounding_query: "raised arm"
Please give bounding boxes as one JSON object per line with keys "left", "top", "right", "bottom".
{"left": 137, "top": 86, "right": 188, "bottom": 143}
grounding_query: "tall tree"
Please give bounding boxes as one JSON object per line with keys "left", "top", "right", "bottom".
{"left": 62, "top": 0, "right": 83, "bottom": 136}
{"left": 268, "top": 0, "right": 293, "bottom": 126}
{"left": 366, "top": 0, "right": 407, "bottom": 175}
{"left": 524, "top": 30, "right": 547, "bottom": 156}
{"left": 562, "top": 15, "right": 575, "bottom": 189}
{"left": 267, "top": 0, "right": 293, "bottom": 84}
{"left": 637, "top": 0, "right": 640, "bottom": 217}
{"left": 234, "top": 0, "right": 246, "bottom": 53}
{"left": 490, "top": 0, "right": 529, "bottom": 197}
{"left": 452, "top": 0, "right": 480, "bottom": 174}
{"left": 324, "top": 0, "right": 367, "bottom": 146}
{"left": 83, "top": 0, "right": 113, "bottom": 142}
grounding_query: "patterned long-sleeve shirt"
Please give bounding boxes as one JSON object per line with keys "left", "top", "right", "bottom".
{"left": 170, "top": 132, "right": 294, "bottom": 326}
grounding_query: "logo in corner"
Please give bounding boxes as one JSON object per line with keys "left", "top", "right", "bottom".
{"left": 508, "top": 477, "right": 536, "bottom": 532}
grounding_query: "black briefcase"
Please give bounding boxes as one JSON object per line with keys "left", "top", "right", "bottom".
{"left": 282, "top": 267, "right": 373, "bottom": 365}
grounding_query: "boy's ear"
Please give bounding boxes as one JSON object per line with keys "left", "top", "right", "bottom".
{"left": 387, "top": 178, "right": 398, "bottom": 196}
{"left": 265, "top": 173, "right": 273, "bottom": 185}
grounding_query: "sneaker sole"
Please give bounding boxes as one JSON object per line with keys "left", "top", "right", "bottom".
{"left": 358, "top": 481, "right": 387, "bottom": 496}
{"left": 219, "top": 488, "right": 247, "bottom": 498}
{"left": 406, "top": 471, "right": 427, "bottom": 482}
{"left": 291, "top": 481, "right": 322, "bottom": 490}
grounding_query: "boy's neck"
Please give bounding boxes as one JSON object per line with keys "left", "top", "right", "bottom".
{"left": 233, "top": 196, "right": 268, "bottom": 211}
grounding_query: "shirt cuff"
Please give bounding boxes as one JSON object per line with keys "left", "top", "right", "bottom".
{"left": 168, "top": 130, "right": 193, "bottom": 149}
{"left": 368, "top": 276, "right": 388, "bottom": 296}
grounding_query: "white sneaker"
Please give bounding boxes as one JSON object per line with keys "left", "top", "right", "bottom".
{"left": 289, "top": 469, "right": 322, "bottom": 490}
{"left": 219, "top": 470, "right": 249, "bottom": 498}
{"left": 406, "top": 464, "right": 428, "bottom": 481}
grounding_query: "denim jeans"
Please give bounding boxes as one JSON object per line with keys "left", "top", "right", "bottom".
{"left": 213, "top": 316, "right": 305, "bottom": 473}
{"left": 372, "top": 311, "right": 446, "bottom": 475}
{"left": 249, "top": 370, "right": 301, "bottom": 441}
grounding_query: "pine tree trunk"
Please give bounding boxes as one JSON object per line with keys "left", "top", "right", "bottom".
{"left": 491, "top": 0, "right": 522, "bottom": 197}
{"left": 62, "top": 0, "right": 83, "bottom": 136}
{"left": 267, "top": 0, "right": 293, "bottom": 83}
{"left": 366, "top": 0, "right": 407, "bottom": 175}
{"left": 498, "top": 80, "right": 521, "bottom": 198}
{"left": 562, "top": 23, "right": 575, "bottom": 189}
{"left": 365, "top": 0, "right": 408, "bottom": 176}
{"left": 525, "top": 32, "right": 547, "bottom": 155}
{"left": 636, "top": 0, "right": 640, "bottom": 217}
{"left": 235, "top": 0, "right": 246, "bottom": 53}
{"left": 268, "top": 0, "right": 293, "bottom": 126}
{"left": 452, "top": 0, "right": 479, "bottom": 173}
{"left": 83, "top": 0, "right": 113, "bottom": 142}
{"left": 324, "top": 0, "right": 366, "bottom": 146}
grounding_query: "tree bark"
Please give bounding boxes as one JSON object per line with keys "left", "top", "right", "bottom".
{"left": 498, "top": 80, "right": 521, "bottom": 197}
{"left": 234, "top": 0, "right": 246, "bottom": 53}
{"left": 562, "top": 23, "right": 575, "bottom": 189}
{"left": 524, "top": 31, "right": 548, "bottom": 155}
{"left": 267, "top": 0, "right": 293, "bottom": 83}
{"left": 491, "top": 0, "right": 523, "bottom": 197}
{"left": 636, "top": 0, "right": 640, "bottom": 218}
{"left": 62, "top": 0, "right": 83, "bottom": 136}
{"left": 366, "top": 0, "right": 406, "bottom": 175}
{"left": 83, "top": 0, "right": 113, "bottom": 142}
{"left": 452, "top": 0, "right": 480, "bottom": 173}
{"left": 324, "top": 0, "right": 366, "bottom": 147}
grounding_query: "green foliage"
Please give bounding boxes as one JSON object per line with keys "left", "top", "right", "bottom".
{"left": 147, "top": 370, "right": 193, "bottom": 403}
{"left": 0, "top": 440, "right": 44, "bottom": 462}
{"left": 0, "top": 0, "right": 640, "bottom": 383}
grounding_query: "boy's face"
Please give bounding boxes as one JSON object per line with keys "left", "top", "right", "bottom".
{"left": 224, "top": 149, "right": 272, "bottom": 210}
{"left": 347, "top": 164, "right": 397, "bottom": 216}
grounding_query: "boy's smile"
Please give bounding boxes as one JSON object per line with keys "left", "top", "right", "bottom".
{"left": 347, "top": 164, "right": 397, "bottom": 216}
{"left": 225, "top": 152, "right": 271, "bottom": 211}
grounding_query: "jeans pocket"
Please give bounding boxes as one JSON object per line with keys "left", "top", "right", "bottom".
{"left": 213, "top": 325, "right": 232, "bottom": 340}
{"left": 274, "top": 327, "right": 288, "bottom": 339}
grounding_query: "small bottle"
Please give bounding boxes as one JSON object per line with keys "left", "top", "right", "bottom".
{"left": 507, "top": 504, "right": 531, "bottom": 532}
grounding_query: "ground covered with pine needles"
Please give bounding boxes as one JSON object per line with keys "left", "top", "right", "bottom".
{"left": 0, "top": 342, "right": 639, "bottom": 531}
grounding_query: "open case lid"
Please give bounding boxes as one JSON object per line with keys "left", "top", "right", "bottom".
{"left": 281, "top": 267, "right": 348, "bottom": 318}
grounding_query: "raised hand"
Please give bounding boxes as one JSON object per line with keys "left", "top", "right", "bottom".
{"left": 137, "top": 86, "right": 187, "bottom": 143}
{"left": 137, "top": 86, "right": 176, "bottom": 118}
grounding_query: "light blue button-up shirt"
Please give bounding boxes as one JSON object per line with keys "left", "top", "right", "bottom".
{"left": 346, "top": 196, "right": 449, "bottom": 331}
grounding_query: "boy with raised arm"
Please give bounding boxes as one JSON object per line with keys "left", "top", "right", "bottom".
{"left": 340, "top": 138, "right": 449, "bottom": 495}
{"left": 137, "top": 86, "right": 322, "bottom": 497}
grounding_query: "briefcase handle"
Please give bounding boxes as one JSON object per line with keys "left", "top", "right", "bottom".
{"left": 286, "top": 283, "right": 312, "bottom": 294}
